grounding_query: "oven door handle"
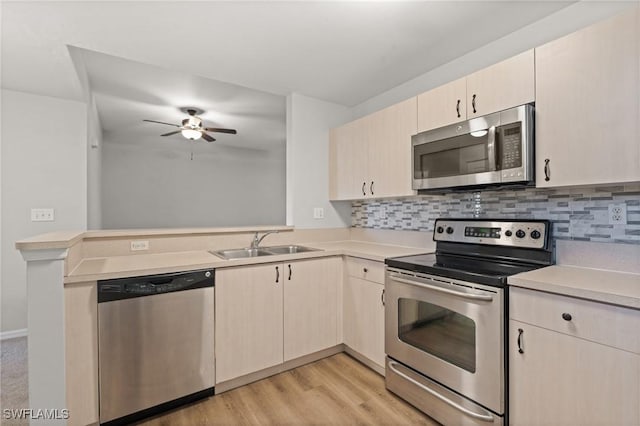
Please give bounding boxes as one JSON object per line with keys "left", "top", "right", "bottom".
{"left": 388, "top": 274, "right": 494, "bottom": 302}
{"left": 388, "top": 361, "right": 496, "bottom": 423}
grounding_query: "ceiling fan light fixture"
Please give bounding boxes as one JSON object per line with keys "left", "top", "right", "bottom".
{"left": 181, "top": 129, "right": 202, "bottom": 140}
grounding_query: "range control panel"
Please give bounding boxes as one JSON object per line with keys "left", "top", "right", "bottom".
{"left": 434, "top": 219, "right": 549, "bottom": 249}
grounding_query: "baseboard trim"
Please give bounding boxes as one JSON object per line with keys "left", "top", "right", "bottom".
{"left": 216, "top": 345, "right": 344, "bottom": 394}
{"left": 1, "top": 328, "right": 28, "bottom": 340}
{"left": 343, "top": 346, "right": 385, "bottom": 376}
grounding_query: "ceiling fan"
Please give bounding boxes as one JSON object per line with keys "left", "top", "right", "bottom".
{"left": 143, "top": 107, "right": 237, "bottom": 142}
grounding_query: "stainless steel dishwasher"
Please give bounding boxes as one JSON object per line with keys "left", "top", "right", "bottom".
{"left": 97, "top": 269, "right": 215, "bottom": 425}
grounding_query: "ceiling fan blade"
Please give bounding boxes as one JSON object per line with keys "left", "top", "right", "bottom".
{"left": 143, "top": 119, "right": 180, "bottom": 127}
{"left": 204, "top": 127, "right": 237, "bottom": 134}
{"left": 161, "top": 130, "right": 182, "bottom": 137}
{"left": 201, "top": 132, "right": 216, "bottom": 142}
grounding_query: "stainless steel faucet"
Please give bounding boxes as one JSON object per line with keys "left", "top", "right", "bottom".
{"left": 250, "top": 230, "right": 279, "bottom": 249}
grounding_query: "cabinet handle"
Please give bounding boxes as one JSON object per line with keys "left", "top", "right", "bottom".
{"left": 362, "top": 182, "right": 367, "bottom": 196}
{"left": 562, "top": 313, "right": 572, "bottom": 321}
{"left": 288, "top": 264, "right": 292, "bottom": 281}
{"left": 517, "top": 328, "right": 524, "bottom": 354}
{"left": 275, "top": 266, "right": 279, "bottom": 283}
{"left": 381, "top": 289, "right": 385, "bottom": 306}
{"left": 370, "top": 181, "right": 374, "bottom": 196}
{"left": 544, "top": 159, "right": 551, "bottom": 182}
{"left": 456, "top": 99, "right": 461, "bottom": 118}
{"left": 363, "top": 267, "right": 368, "bottom": 273}
{"left": 472, "top": 94, "right": 477, "bottom": 113}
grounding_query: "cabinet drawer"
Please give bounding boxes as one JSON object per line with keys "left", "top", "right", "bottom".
{"left": 345, "top": 257, "right": 385, "bottom": 284}
{"left": 510, "top": 287, "right": 640, "bottom": 354}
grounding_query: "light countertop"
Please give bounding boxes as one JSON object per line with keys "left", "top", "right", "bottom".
{"left": 508, "top": 265, "right": 640, "bottom": 310}
{"left": 65, "top": 240, "right": 431, "bottom": 284}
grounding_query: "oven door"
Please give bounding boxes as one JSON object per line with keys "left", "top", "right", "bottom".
{"left": 385, "top": 268, "right": 504, "bottom": 414}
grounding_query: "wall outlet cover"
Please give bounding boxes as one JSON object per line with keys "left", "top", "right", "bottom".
{"left": 30, "top": 208, "right": 54, "bottom": 222}
{"left": 130, "top": 240, "right": 150, "bottom": 251}
{"left": 608, "top": 203, "right": 627, "bottom": 225}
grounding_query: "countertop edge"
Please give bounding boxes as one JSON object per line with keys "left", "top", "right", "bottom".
{"left": 508, "top": 266, "right": 640, "bottom": 310}
{"left": 64, "top": 241, "right": 432, "bottom": 284}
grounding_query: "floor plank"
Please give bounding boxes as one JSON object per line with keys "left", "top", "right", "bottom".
{"left": 138, "top": 353, "right": 440, "bottom": 425}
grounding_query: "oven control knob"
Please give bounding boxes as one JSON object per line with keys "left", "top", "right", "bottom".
{"left": 505, "top": 230, "right": 513, "bottom": 237}
{"left": 446, "top": 227, "right": 454, "bottom": 235}
{"left": 530, "top": 230, "right": 541, "bottom": 239}
{"left": 515, "top": 229, "right": 526, "bottom": 239}
{"left": 437, "top": 226, "right": 444, "bottom": 234}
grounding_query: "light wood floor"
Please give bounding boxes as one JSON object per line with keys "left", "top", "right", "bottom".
{"left": 138, "top": 353, "right": 440, "bottom": 425}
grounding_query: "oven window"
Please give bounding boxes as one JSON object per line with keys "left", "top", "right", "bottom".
{"left": 398, "top": 298, "right": 476, "bottom": 373}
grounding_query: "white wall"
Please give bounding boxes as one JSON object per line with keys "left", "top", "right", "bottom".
{"left": 1, "top": 89, "right": 87, "bottom": 333}
{"left": 352, "top": 1, "right": 634, "bottom": 118}
{"left": 286, "top": 93, "right": 351, "bottom": 228}
{"left": 87, "top": 96, "right": 102, "bottom": 229}
{"left": 101, "top": 136, "right": 285, "bottom": 228}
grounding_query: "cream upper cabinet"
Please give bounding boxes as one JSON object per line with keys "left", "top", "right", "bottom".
{"left": 417, "top": 77, "right": 467, "bottom": 132}
{"left": 343, "top": 258, "right": 386, "bottom": 369}
{"left": 416, "top": 50, "right": 534, "bottom": 133}
{"left": 329, "top": 99, "right": 417, "bottom": 201}
{"left": 215, "top": 263, "right": 284, "bottom": 383}
{"left": 284, "top": 257, "right": 341, "bottom": 362}
{"left": 466, "top": 49, "right": 534, "bottom": 119}
{"left": 368, "top": 97, "right": 417, "bottom": 198}
{"left": 329, "top": 119, "right": 367, "bottom": 200}
{"left": 535, "top": 6, "right": 640, "bottom": 187}
{"left": 509, "top": 287, "right": 640, "bottom": 425}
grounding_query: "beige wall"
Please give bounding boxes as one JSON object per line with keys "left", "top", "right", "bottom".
{"left": 1, "top": 89, "right": 87, "bottom": 333}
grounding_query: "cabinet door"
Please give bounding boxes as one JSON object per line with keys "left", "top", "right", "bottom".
{"left": 509, "top": 320, "right": 640, "bottom": 426}
{"left": 368, "top": 97, "right": 417, "bottom": 198}
{"left": 535, "top": 8, "right": 640, "bottom": 187}
{"left": 417, "top": 77, "right": 467, "bottom": 132}
{"left": 343, "top": 276, "right": 385, "bottom": 368}
{"left": 467, "top": 49, "right": 534, "bottom": 118}
{"left": 215, "top": 263, "right": 283, "bottom": 383}
{"left": 283, "top": 257, "right": 341, "bottom": 361}
{"left": 329, "top": 118, "right": 369, "bottom": 200}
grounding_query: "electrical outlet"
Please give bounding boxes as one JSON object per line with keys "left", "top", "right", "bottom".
{"left": 313, "top": 207, "right": 324, "bottom": 219}
{"left": 608, "top": 203, "right": 627, "bottom": 225}
{"left": 31, "top": 208, "right": 54, "bottom": 222}
{"left": 130, "top": 240, "right": 150, "bottom": 251}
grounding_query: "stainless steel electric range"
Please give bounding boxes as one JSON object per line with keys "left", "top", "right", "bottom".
{"left": 384, "top": 218, "right": 553, "bottom": 426}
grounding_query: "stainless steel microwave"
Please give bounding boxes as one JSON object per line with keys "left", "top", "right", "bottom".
{"left": 412, "top": 104, "right": 534, "bottom": 192}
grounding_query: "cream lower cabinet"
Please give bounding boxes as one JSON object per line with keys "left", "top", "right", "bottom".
{"left": 284, "top": 257, "right": 341, "bottom": 361}
{"left": 535, "top": 6, "right": 640, "bottom": 187}
{"left": 216, "top": 257, "right": 342, "bottom": 383}
{"left": 215, "top": 263, "right": 284, "bottom": 383}
{"left": 343, "top": 257, "right": 386, "bottom": 369}
{"left": 509, "top": 287, "right": 640, "bottom": 425}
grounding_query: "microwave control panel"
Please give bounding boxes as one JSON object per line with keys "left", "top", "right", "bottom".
{"left": 499, "top": 123, "right": 522, "bottom": 170}
{"left": 434, "top": 219, "right": 549, "bottom": 249}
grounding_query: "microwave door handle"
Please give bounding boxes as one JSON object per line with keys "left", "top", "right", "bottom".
{"left": 487, "top": 126, "right": 497, "bottom": 171}
{"left": 388, "top": 274, "right": 494, "bottom": 302}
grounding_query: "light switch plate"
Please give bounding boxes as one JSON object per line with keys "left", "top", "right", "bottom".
{"left": 31, "top": 208, "right": 54, "bottom": 222}
{"left": 313, "top": 207, "right": 324, "bottom": 219}
{"left": 130, "top": 240, "right": 150, "bottom": 251}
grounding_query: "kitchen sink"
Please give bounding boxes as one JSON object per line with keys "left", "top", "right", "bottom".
{"left": 262, "top": 245, "right": 319, "bottom": 255}
{"left": 213, "top": 248, "right": 274, "bottom": 260}
{"left": 212, "top": 245, "right": 319, "bottom": 260}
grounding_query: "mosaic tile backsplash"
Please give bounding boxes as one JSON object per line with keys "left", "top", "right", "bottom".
{"left": 352, "top": 184, "right": 640, "bottom": 245}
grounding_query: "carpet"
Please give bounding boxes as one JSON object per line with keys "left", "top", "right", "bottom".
{"left": 0, "top": 337, "right": 29, "bottom": 426}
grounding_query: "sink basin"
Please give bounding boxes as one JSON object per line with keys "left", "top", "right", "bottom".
{"left": 213, "top": 248, "right": 274, "bottom": 260}
{"left": 263, "top": 245, "right": 319, "bottom": 255}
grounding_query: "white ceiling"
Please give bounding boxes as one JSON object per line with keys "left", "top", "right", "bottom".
{"left": 2, "top": 1, "right": 575, "bottom": 107}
